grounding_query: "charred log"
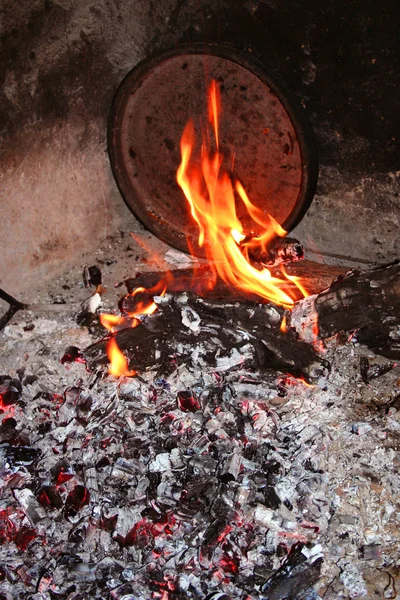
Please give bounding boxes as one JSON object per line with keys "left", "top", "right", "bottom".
{"left": 290, "top": 261, "right": 400, "bottom": 359}
{"left": 123, "top": 261, "right": 346, "bottom": 309}
{"left": 85, "top": 294, "right": 324, "bottom": 382}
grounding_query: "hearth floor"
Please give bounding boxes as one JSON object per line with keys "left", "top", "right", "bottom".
{"left": 0, "top": 224, "right": 399, "bottom": 599}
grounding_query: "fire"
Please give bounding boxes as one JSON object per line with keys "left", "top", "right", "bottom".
{"left": 101, "top": 281, "right": 167, "bottom": 376}
{"left": 280, "top": 315, "right": 288, "bottom": 333}
{"left": 99, "top": 313, "right": 130, "bottom": 332}
{"left": 126, "top": 286, "right": 160, "bottom": 318}
{"left": 176, "top": 80, "right": 299, "bottom": 308}
{"left": 280, "top": 265, "right": 310, "bottom": 299}
{"left": 106, "top": 337, "right": 136, "bottom": 377}
{"left": 100, "top": 79, "right": 313, "bottom": 376}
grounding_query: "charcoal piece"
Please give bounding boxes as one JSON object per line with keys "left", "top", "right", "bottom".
{"left": 263, "top": 485, "right": 282, "bottom": 509}
{"left": 202, "top": 517, "right": 229, "bottom": 549}
{"left": 261, "top": 544, "right": 322, "bottom": 600}
{"left": 0, "top": 418, "right": 17, "bottom": 442}
{"left": 177, "top": 390, "right": 201, "bottom": 412}
{"left": 124, "top": 519, "right": 152, "bottom": 549}
{"left": 83, "top": 265, "right": 102, "bottom": 288}
{"left": 22, "top": 374, "right": 37, "bottom": 386}
{"left": 14, "top": 526, "right": 36, "bottom": 551}
{"left": 220, "top": 451, "right": 242, "bottom": 481}
{"left": 245, "top": 236, "right": 304, "bottom": 267}
{"left": 123, "top": 263, "right": 319, "bottom": 304}
{"left": 60, "top": 345, "right": 87, "bottom": 366}
{"left": 76, "top": 390, "right": 93, "bottom": 415}
{"left": 1, "top": 444, "right": 41, "bottom": 466}
{"left": 388, "top": 393, "right": 400, "bottom": 411}
{"left": 367, "top": 361, "right": 396, "bottom": 380}
{"left": 0, "top": 288, "right": 28, "bottom": 331}
{"left": 64, "top": 485, "right": 90, "bottom": 520}
{"left": 51, "top": 460, "right": 75, "bottom": 484}
{"left": 0, "top": 377, "right": 22, "bottom": 406}
{"left": 36, "top": 485, "right": 63, "bottom": 510}
{"left": 111, "top": 457, "right": 143, "bottom": 480}
{"left": 360, "top": 356, "right": 370, "bottom": 384}
{"left": 359, "top": 543, "right": 381, "bottom": 561}
{"left": 13, "top": 489, "right": 47, "bottom": 525}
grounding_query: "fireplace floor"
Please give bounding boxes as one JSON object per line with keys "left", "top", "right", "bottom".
{"left": 0, "top": 226, "right": 399, "bottom": 599}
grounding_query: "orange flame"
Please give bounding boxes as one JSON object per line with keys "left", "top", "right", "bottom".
{"left": 208, "top": 79, "right": 221, "bottom": 149}
{"left": 176, "top": 80, "right": 299, "bottom": 308}
{"left": 106, "top": 337, "right": 136, "bottom": 377}
{"left": 126, "top": 286, "right": 162, "bottom": 319}
{"left": 280, "top": 315, "right": 288, "bottom": 333}
{"left": 280, "top": 265, "right": 310, "bottom": 299}
{"left": 100, "top": 313, "right": 130, "bottom": 332}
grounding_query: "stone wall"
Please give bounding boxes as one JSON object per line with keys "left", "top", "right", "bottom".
{"left": 1, "top": 0, "right": 398, "bottom": 294}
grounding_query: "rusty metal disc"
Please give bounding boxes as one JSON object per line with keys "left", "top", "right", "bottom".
{"left": 108, "top": 44, "right": 318, "bottom": 257}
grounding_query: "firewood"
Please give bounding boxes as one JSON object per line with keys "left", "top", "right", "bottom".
{"left": 290, "top": 261, "right": 400, "bottom": 358}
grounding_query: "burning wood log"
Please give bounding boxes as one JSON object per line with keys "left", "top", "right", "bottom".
{"left": 85, "top": 293, "right": 325, "bottom": 384}
{"left": 123, "top": 260, "right": 346, "bottom": 308}
{"left": 290, "top": 261, "right": 400, "bottom": 359}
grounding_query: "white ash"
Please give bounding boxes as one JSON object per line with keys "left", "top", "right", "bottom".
{"left": 0, "top": 303, "right": 399, "bottom": 599}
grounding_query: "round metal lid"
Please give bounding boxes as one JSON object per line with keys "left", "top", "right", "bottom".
{"left": 108, "top": 45, "right": 318, "bottom": 256}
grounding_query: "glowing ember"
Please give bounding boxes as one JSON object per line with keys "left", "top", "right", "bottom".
{"left": 176, "top": 80, "right": 302, "bottom": 308}
{"left": 106, "top": 337, "right": 136, "bottom": 377}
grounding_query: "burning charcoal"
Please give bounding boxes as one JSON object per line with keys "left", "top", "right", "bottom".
{"left": 83, "top": 265, "right": 102, "bottom": 288}
{"left": 13, "top": 488, "right": 47, "bottom": 525}
{"left": 113, "top": 507, "right": 142, "bottom": 540}
{"left": 37, "top": 485, "right": 63, "bottom": 510}
{"left": 202, "top": 517, "right": 230, "bottom": 550}
{"left": 177, "top": 390, "right": 201, "bottom": 412}
{"left": 14, "top": 526, "right": 37, "bottom": 551}
{"left": 51, "top": 459, "right": 75, "bottom": 484}
{"left": 0, "top": 376, "right": 22, "bottom": 406}
{"left": 64, "top": 485, "right": 90, "bottom": 520}
{"left": 60, "top": 345, "right": 87, "bottom": 366}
